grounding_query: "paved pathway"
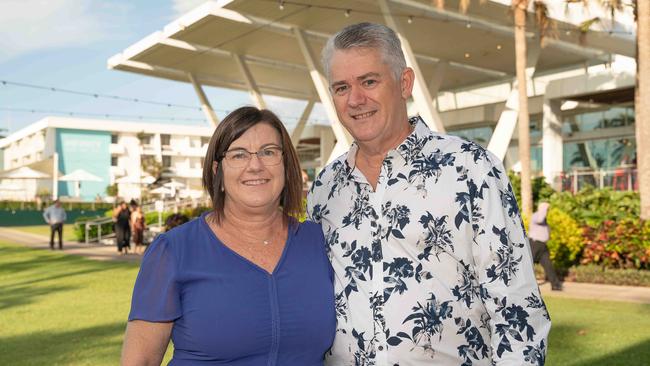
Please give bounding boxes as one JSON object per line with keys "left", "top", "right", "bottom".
{"left": 0, "top": 227, "right": 141, "bottom": 262}
{"left": 2, "top": 226, "right": 650, "bottom": 304}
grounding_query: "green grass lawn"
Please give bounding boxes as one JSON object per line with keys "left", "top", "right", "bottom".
{"left": 11, "top": 224, "right": 78, "bottom": 242}
{"left": 0, "top": 241, "right": 648, "bottom": 365}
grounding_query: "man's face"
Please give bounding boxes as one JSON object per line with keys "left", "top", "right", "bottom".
{"left": 328, "top": 47, "right": 413, "bottom": 149}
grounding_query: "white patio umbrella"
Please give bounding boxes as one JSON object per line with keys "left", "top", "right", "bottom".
{"left": 59, "top": 169, "right": 102, "bottom": 197}
{"left": 163, "top": 180, "right": 185, "bottom": 197}
{"left": 0, "top": 166, "right": 50, "bottom": 179}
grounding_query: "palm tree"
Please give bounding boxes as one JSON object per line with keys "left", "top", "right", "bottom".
{"left": 435, "top": 0, "right": 552, "bottom": 219}
{"left": 637, "top": 1, "right": 649, "bottom": 218}
{"left": 513, "top": 0, "right": 534, "bottom": 219}
{"left": 576, "top": 0, "right": 648, "bottom": 217}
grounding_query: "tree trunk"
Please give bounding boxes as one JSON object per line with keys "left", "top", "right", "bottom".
{"left": 514, "top": 0, "right": 533, "bottom": 219}
{"left": 637, "top": 0, "right": 650, "bottom": 219}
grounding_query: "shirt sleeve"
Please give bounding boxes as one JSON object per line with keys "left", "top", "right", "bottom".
{"left": 128, "top": 234, "right": 182, "bottom": 322}
{"left": 43, "top": 208, "right": 49, "bottom": 222}
{"left": 470, "top": 160, "right": 551, "bottom": 365}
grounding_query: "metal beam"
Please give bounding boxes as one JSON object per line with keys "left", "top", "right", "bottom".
{"left": 187, "top": 73, "right": 219, "bottom": 127}
{"left": 293, "top": 27, "right": 352, "bottom": 163}
{"left": 233, "top": 54, "right": 266, "bottom": 109}
{"left": 487, "top": 41, "right": 541, "bottom": 160}
{"left": 291, "top": 100, "right": 315, "bottom": 148}
{"left": 115, "top": 60, "right": 312, "bottom": 100}
{"left": 379, "top": 0, "right": 445, "bottom": 132}
{"left": 158, "top": 37, "right": 307, "bottom": 72}
{"left": 428, "top": 61, "right": 448, "bottom": 107}
{"left": 217, "top": 10, "right": 510, "bottom": 81}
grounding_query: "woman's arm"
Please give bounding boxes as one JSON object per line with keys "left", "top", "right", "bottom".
{"left": 121, "top": 320, "right": 172, "bottom": 366}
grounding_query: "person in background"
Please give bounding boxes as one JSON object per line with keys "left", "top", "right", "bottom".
{"left": 43, "top": 199, "right": 66, "bottom": 250}
{"left": 113, "top": 202, "right": 131, "bottom": 255}
{"left": 530, "top": 202, "right": 563, "bottom": 291}
{"left": 121, "top": 106, "right": 335, "bottom": 366}
{"left": 130, "top": 205, "right": 146, "bottom": 255}
{"left": 163, "top": 213, "right": 189, "bottom": 232}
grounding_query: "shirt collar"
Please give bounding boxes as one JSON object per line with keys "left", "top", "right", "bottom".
{"left": 338, "top": 116, "right": 433, "bottom": 179}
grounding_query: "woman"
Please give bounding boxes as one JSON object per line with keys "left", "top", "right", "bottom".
{"left": 121, "top": 107, "right": 335, "bottom": 365}
{"left": 130, "top": 205, "right": 146, "bottom": 255}
{"left": 114, "top": 202, "right": 131, "bottom": 255}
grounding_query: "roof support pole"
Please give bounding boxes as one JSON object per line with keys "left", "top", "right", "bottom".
{"left": 428, "top": 60, "right": 448, "bottom": 112}
{"left": 233, "top": 54, "right": 266, "bottom": 109}
{"left": 542, "top": 99, "right": 563, "bottom": 187}
{"left": 291, "top": 100, "right": 315, "bottom": 148}
{"left": 293, "top": 27, "right": 352, "bottom": 164}
{"left": 187, "top": 72, "right": 219, "bottom": 128}
{"left": 487, "top": 41, "right": 541, "bottom": 160}
{"left": 378, "top": 0, "right": 445, "bottom": 132}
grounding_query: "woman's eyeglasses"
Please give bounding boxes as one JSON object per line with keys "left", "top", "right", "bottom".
{"left": 221, "top": 146, "right": 283, "bottom": 168}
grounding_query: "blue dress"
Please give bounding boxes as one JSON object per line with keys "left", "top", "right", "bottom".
{"left": 129, "top": 213, "right": 335, "bottom": 365}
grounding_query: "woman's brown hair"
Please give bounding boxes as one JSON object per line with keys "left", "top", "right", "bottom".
{"left": 202, "top": 106, "right": 303, "bottom": 223}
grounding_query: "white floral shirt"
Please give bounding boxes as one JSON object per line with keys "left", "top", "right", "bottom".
{"left": 307, "top": 117, "right": 551, "bottom": 366}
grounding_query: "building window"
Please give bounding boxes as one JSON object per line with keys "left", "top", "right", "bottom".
{"left": 137, "top": 133, "right": 153, "bottom": 145}
{"left": 161, "top": 134, "right": 171, "bottom": 146}
{"left": 111, "top": 156, "right": 118, "bottom": 167}
{"left": 162, "top": 156, "right": 172, "bottom": 168}
{"left": 111, "top": 134, "right": 118, "bottom": 144}
{"left": 447, "top": 126, "right": 493, "bottom": 148}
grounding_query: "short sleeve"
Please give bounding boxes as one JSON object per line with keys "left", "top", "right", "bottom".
{"left": 128, "top": 234, "right": 182, "bottom": 322}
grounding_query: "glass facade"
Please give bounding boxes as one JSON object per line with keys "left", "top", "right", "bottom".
{"left": 562, "top": 106, "right": 635, "bottom": 171}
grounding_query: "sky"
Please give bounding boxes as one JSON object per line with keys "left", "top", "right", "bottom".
{"left": 0, "top": 0, "right": 324, "bottom": 136}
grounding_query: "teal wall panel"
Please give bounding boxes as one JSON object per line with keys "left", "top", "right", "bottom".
{"left": 55, "top": 129, "right": 110, "bottom": 201}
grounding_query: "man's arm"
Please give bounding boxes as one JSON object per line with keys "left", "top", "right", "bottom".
{"left": 43, "top": 207, "right": 50, "bottom": 224}
{"left": 470, "top": 163, "right": 551, "bottom": 365}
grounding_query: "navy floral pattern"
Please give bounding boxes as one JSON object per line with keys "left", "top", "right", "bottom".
{"left": 308, "top": 117, "right": 550, "bottom": 365}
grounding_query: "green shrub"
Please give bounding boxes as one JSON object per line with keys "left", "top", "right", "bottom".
{"left": 581, "top": 219, "right": 650, "bottom": 270}
{"left": 568, "top": 264, "right": 650, "bottom": 287}
{"left": 546, "top": 207, "right": 585, "bottom": 270}
{"left": 549, "top": 187, "right": 639, "bottom": 228}
{"left": 507, "top": 172, "right": 555, "bottom": 210}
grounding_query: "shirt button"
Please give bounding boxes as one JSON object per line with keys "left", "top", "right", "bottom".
{"left": 378, "top": 346, "right": 384, "bottom": 351}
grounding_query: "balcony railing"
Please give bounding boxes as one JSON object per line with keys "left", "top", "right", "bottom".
{"left": 552, "top": 166, "right": 637, "bottom": 193}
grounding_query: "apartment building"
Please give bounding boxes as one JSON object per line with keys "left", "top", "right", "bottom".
{"left": 0, "top": 117, "right": 214, "bottom": 201}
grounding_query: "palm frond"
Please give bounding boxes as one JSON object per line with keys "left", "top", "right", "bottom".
{"left": 533, "top": 1, "right": 557, "bottom": 47}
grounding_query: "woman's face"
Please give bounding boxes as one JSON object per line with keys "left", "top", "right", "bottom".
{"left": 220, "top": 122, "right": 285, "bottom": 214}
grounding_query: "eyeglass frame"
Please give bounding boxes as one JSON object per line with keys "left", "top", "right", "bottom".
{"left": 218, "top": 145, "right": 284, "bottom": 168}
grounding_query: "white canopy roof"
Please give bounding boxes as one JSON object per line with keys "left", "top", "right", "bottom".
{"left": 108, "top": 0, "right": 635, "bottom": 100}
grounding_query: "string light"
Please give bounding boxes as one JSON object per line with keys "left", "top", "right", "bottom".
{"left": 278, "top": 0, "right": 284, "bottom": 10}
{"left": 0, "top": 79, "right": 201, "bottom": 111}
{"left": 407, "top": 16, "right": 413, "bottom": 24}
{"left": 344, "top": 9, "right": 350, "bottom": 17}
{"left": 0, "top": 107, "right": 207, "bottom": 123}
{"left": 464, "top": 53, "right": 470, "bottom": 58}
{"left": 496, "top": 44, "right": 502, "bottom": 50}
{"left": 466, "top": 22, "right": 472, "bottom": 29}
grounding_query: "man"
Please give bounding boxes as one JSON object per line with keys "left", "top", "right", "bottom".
{"left": 529, "top": 202, "right": 562, "bottom": 291}
{"left": 43, "top": 199, "right": 66, "bottom": 250}
{"left": 307, "top": 23, "right": 550, "bottom": 365}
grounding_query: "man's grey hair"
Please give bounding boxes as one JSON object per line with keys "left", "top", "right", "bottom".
{"left": 321, "top": 22, "right": 407, "bottom": 82}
